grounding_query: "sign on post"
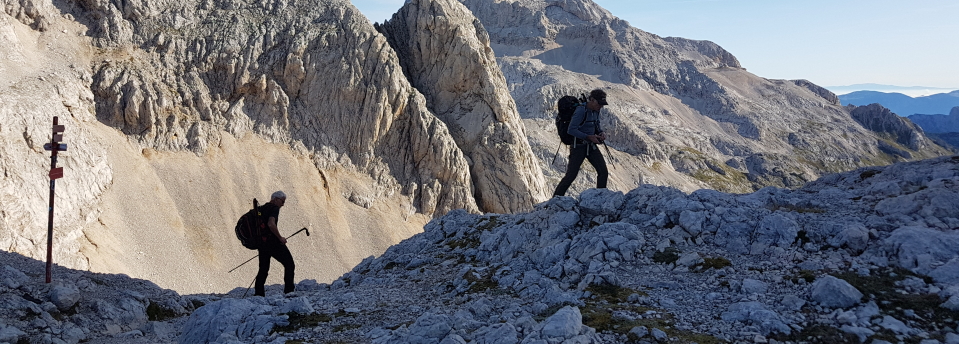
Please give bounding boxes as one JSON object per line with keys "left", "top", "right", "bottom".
{"left": 44, "top": 117, "right": 66, "bottom": 283}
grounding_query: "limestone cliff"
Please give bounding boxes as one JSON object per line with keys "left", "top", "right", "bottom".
{"left": 0, "top": 0, "right": 514, "bottom": 293}
{"left": 848, "top": 103, "right": 929, "bottom": 152}
{"left": 380, "top": 0, "right": 548, "bottom": 214}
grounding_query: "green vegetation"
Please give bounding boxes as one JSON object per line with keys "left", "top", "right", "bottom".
{"left": 767, "top": 203, "right": 827, "bottom": 214}
{"left": 652, "top": 247, "right": 681, "bottom": 265}
{"left": 832, "top": 268, "right": 959, "bottom": 328}
{"left": 690, "top": 167, "right": 752, "bottom": 194}
{"left": 476, "top": 216, "right": 502, "bottom": 231}
{"left": 769, "top": 323, "right": 859, "bottom": 343}
{"left": 464, "top": 267, "right": 498, "bottom": 294}
{"left": 446, "top": 236, "right": 481, "bottom": 250}
{"left": 692, "top": 256, "right": 732, "bottom": 272}
{"left": 445, "top": 216, "right": 501, "bottom": 250}
{"left": 575, "top": 283, "right": 723, "bottom": 344}
{"left": 586, "top": 283, "right": 647, "bottom": 304}
{"left": 790, "top": 270, "right": 817, "bottom": 284}
{"left": 333, "top": 323, "right": 362, "bottom": 332}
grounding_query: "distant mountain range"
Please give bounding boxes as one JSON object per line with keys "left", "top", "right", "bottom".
{"left": 826, "top": 83, "right": 959, "bottom": 97}
{"left": 838, "top": 90, "right": 959, "bottom": 117}
{"left": 909, "top": 107, "right": 959, "bottom": 149}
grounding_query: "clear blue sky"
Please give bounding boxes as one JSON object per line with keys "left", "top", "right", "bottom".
{"left": 349, "top": 0, "right": 959, "bottom": 89}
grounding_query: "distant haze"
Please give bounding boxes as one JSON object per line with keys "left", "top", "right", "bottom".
{"left": 350, "top": 0, "right": 959, "bottom": 90}
{"left": 826, "top": 84, "right": 959, "bottom": 98}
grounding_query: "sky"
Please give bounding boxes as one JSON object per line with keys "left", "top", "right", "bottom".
{"left": 349, "top": 0, "right": 959, "bottom": 95}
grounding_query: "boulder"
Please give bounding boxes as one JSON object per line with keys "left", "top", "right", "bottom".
{"left": 811, "top": 276, "right": 863, "bottom": 309}
{"left": 540, "top": 306, "right": 583, "bottom": 339}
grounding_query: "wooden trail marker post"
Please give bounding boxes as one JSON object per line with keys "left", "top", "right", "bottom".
{"left": 43, "top": 116, "right": 67, "bottom": 283}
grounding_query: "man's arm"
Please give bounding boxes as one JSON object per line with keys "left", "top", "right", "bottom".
{"left": 567, "top": 107, "right": 590, "bottom": 140}
{"left": 267, "top": 217, "right": 287, "bottom": 244}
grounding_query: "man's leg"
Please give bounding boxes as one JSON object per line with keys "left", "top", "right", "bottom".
{"left": 254, "top": 247, "right": 272, "bottom": 296}
{"left": 553, "top": 144, "right": 588, "bottom": 196}
{"left": 586, "top": 146, "right": 608, "bottom": 189}
{"left": 273, "top": 245, "right": 296, "bottom": 294}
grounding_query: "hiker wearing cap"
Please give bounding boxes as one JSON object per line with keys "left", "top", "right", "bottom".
{"left": 254, "top": 191, "right": 296, "bottom": 296}
{"left": 553, "top": 89, "right": 610, "bottom": 197}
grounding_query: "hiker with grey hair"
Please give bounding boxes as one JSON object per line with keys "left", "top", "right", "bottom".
{"left": 553, "top": 89, "right": 610, "bottom": 196}
{"left": 254, "top": 191, "right": 296, "bottom": 296}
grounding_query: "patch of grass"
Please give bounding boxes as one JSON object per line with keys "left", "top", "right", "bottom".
{"left": 535, "top": 302, "right": 578, "bottom": 321}
{"left": 769, "top": 323, "right": 859, "bottom": 343}
{"left": 652, "top": 247, "right": 681, "bottom": 264}
{"left": 574, "top": 281, "right": 723, "bottom": 343}
{"left": 332, "top": 309, "right": 359, "bottom": 318}
{"left": 768, "top": 203, "right": 826, "bottom": 214}
{"left": 476, "top": 216, "right": 502, "bottom": 231}
{"left": 446, "top": 236, "right": 481, "bottom": 250}
{"left": 790, "top": 270, "right": 817, "bottom": 284}
{"left": 332, "top": 323, "right": 362, "bottom": 332}
{"left": 692, "top": 256, "right": 731, "bottom": 272}
{"left": 586, "top": 283, "right": 647, "bottom": 304}
{"left": 651, "top": 162, "right": 664, "bottom": 172}
{"left": 147, "top": 301, "right": 178, "bottom": 321}
{"left": 463, "top": 267, "right": 498, "bottom": 294}
{"left": 690, "top": 167, "right": 752, "bottom": 194}
{"left": 832, "top": 268, "right": 959, "bottom": 330}
{"left": 273, "top": 312, "right": 333, "bottom": 333}
{"left": 580, "top": 303, "right": 653, "bottom": 335}
{"left": 580, "top": 303, "right": 723, "bottom": 344}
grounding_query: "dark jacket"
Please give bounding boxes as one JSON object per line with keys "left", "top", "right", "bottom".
{"left": 567, "top": 105, "right": 603, "bottom": 144}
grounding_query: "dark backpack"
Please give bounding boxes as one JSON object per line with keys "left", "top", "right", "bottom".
{"left": 555, "top": 94, "right": 587, "bottom": 145}
{"left": 235, "top": 199, "right": 267, "bottom": 250}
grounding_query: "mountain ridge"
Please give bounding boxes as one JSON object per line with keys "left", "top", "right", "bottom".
{"left": 839, "top": 90, "right": 959, "bottom": 117}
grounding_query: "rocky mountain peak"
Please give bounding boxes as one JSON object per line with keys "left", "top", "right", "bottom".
{"left": 460, "top": 0, "right": 950, "bottom": 195}
{"left": 381, "top": 0, "right": 549, "bottom": 213}
{"left": 847, "top": 103, "right": 930, "bottom": 152}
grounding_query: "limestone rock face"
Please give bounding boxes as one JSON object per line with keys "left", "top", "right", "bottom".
{"left": 848, "top": 103, "right": 929, "bottom": 151}
{"left": 460, "top": 0, "right": 951, "bottom": 195}
{"left": 0, "top": 0, "right": 498, "bottom": 293}
{"left": 381, "top": 0, "right": 548, "bottom": 213}
{"left": 78, "top": 0, "right": 478, "bottom": 216}
{"left": 1, "top": 0, "right": 112, "bottom": 269}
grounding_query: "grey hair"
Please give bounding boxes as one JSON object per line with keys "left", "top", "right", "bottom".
{"left": 271, "top": 191, "right": 287, "bottom": 200}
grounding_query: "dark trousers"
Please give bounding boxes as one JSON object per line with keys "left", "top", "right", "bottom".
{"left": 254, "top": 242, "right": 295, "bottom": 296}
{"left": 554, "top": 142, "right": 608, "bottom": 196}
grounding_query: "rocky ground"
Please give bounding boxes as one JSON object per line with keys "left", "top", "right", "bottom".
{"left": 2, "top": 156, "right": 959, "bottom": 344}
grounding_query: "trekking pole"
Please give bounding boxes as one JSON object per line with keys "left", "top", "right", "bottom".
{"left": 242, "top": 277, "right": 256, "bottom": 298}
{"left": 227, "top": 227, "right": 311, "bottom": 273}
{"left": 602, "top": 143, "right": 615, "bottom": 168}
{"left": 550, "top": 142, "right": 562, "bottom": 166}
